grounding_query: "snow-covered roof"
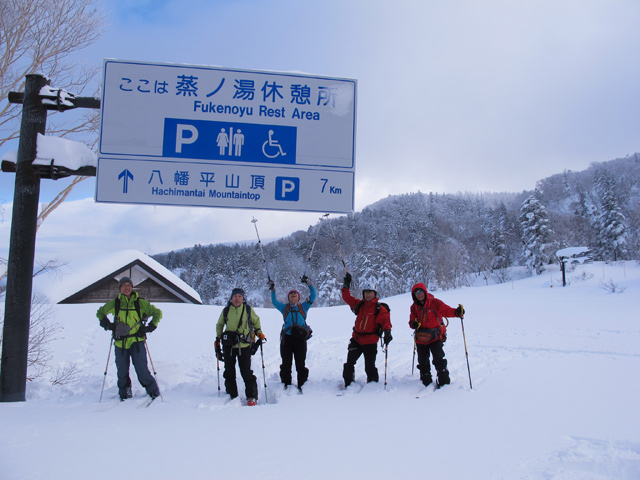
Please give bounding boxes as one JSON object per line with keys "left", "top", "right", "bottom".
{"left": 32, "top": 250, "right": 201, "bottom": 304}
{"left": 556, "top": 247, "right": 590, "bottom": 258}
{"left": 556, "top": 246, "right": 592, "bottom": 264}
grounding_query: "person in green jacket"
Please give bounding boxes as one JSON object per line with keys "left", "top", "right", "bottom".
{"left": 215, "top": 288, "right": 265, "bottom": 406}
{"left": 96, "top": 276, "right": 162, "bottom": 401}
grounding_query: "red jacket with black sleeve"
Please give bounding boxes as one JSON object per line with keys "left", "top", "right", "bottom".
{"left": 409, "top": 283, "right": 457, "bottom": 345}
{"left": 342, "top": 288, "right": 392, "bottom": 345}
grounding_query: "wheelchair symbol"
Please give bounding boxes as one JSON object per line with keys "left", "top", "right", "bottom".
{"left": 262, "top": 130, "right": 287, "bottom": 159}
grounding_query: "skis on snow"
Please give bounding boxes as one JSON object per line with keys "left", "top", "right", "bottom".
{"left": 415, "top": 382, "right": 442, "bottom": 399}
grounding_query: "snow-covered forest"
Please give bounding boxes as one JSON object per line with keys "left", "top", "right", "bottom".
{"left": 153, "top": 154, "right": 640, "bottom": 306}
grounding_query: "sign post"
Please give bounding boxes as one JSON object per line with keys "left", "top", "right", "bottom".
{"left": 96, "top": 60, "right": 357, "bottom": 213}
{"left": 1, "top": 76, "right": 99, "bottom": 402}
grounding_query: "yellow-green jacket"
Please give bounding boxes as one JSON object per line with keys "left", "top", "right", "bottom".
{"left": 216, "top": 303, "right": 261, "bottom": 348}
{"left": 96, "top": 291, "right": 162, "bottom": 349}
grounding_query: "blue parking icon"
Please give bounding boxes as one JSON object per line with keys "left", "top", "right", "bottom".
{"left": 275, "top": 177, "right": 300, "bottom": 201}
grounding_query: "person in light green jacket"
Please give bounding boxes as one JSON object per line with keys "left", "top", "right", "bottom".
{"left": 96, "top": 277, "right": 162, "bottom": 401}
{"left": 215, "top": 287, "right": 265, "bottom": 405}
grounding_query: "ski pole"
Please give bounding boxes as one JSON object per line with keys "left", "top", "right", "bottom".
{"left": 459, "top": 312, "right": 473, "bottom": 390}
{"left": 384, "top": 345, "right": 389, "bottom": 391}
{"left": 327, "top": 218, "right": 349, "bottom": 274}
{"left": 216, "top": 356, "right": 221, "bottom": 397}
{"left": 259, "top": 341, "right": 268, "bottom": 404}
{"left": 251, "top": 217, "right": 272, "bottom": 281}
{"left": 302, "top": 214, "right": 329, "bottom": 279}
{"left": 216, "top": 347, "right": 221, "bottom": 398}
{"left": 411, "top": 337, "right": 416, "bottom": 375}
{"left": 145, "top": 340, "right": 164, "bottom": 401}
{"left": 99, "top": 336, "right": 114, "bottom": 403}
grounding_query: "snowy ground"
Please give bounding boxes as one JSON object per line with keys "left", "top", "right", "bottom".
{"left": 1, "top": 261, "right": 639, "bottom": 480}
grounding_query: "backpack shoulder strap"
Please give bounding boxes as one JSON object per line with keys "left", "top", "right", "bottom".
{"left": 284, "top": 303, "right": 307, "bottom": 320}
{"left": 114, "top": 297, "right": 143, "bottom": 321}
{"left": 224, "top": 303, "right": 252, "bottom": 333}
{"left": 134, "top": 298, "right": 142, "bottom": 320}
{"left": 246, "top": 304, "right": 254, "bottom": 334}
{"left": 352, "top": 300, "right": 365, "bottom": 315}
{"left": 377, "top": 302, "right": 390, "bottom": 315}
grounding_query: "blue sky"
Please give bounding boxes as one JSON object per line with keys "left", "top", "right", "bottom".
{"left": 2, "top": 0, "right": 640, "bottom": 261}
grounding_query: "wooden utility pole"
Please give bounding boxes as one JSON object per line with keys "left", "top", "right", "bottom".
{"left": 0, "top": 74, "right": 98, "bottom": 402}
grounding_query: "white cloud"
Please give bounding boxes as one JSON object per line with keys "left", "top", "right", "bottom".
{"left": 2, "top": 0, "right": 639, "bottom": 261}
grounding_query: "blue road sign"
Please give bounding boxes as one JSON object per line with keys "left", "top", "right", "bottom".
{"left": 97, "top": 60, "right": 356, "bottom": 213}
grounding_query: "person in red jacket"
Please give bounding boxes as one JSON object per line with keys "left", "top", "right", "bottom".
{"left": 409, "top": 282, "right": 464, "bottom": 387}
{"left": 341, "top": 272, "right": 392, "bottom": 387}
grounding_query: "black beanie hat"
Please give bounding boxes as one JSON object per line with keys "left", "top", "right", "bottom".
{"left": 230, "top": 288, "right": 245, "bottom": 299}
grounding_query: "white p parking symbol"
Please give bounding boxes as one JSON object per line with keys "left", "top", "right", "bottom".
{"left": 282, "top": 180, "right": 296, "bottom": 194}
{"left": 175, "top": 124, "right": 199, "bottom": 153}
{"left": 275, "top": 176, "right": 300, "bottom": 201}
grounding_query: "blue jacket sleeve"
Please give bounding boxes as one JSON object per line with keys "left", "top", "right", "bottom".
{"left": 302, "top": 284, "right": 317, "bottom": 311}
{"left": 270, "top": 290, "right": 286, "bottom": 313}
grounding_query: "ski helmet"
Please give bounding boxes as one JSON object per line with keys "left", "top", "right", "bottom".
{"left": 362, "top": 284, "right": 377, "bottom": 298}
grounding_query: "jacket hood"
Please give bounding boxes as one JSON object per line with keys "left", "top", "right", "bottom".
{"left": 411, "top": 283, "right": 431, "bottom": 304}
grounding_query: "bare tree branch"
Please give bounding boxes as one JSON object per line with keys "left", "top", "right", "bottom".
{"left": 51, "top": 362, "right": 81, "bottom": 386}
{"left": 0, "top": 0, "right": 106, "bottom": 150}
{"left": 37, "top": 175, "right": 89, "bottom": 230}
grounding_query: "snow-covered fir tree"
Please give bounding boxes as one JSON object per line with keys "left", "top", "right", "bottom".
{"left": 519, "top": 195, "right": 553, "bottom": 275}
{"left": 594, "top": 171, "right": 628, "bottom": 261}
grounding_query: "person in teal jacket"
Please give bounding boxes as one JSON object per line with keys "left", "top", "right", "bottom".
{"left": 269, "top": 275, "right": 316, "bottom": 391}
{"left": 96, "top": 276, "right": 162, "bottom": 401}
{"left": 215, "top": 288, "right": 265, "bottom": 405}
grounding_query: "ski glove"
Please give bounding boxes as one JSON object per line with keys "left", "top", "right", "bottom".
{"left": 256, "top": 332, "right": 266, "bottom": 341}
{"left": 250, "top": 338, "right": 262, "bottom": 355}
{"left": 267, "top": 279, "right": 275, "bottom": 291}
{"left": 301, "top": 275, "right": 310, "bottom": 285}
{"left": 343, "top": 272, "right": 352, "bottom": 289}
{"left": 455, "top": 304, "right": 465, "bottom": 317}
{"left": 410, "top": 320, "right": 420, "bottom": 329}
{"left": 100, "top": 317, "right": 114, "bottom": 331}
{"left": 215, "top": 338, "right": 224, "bottom": 361}
{"left": 383, "top": 330, "right": 393, "bottom": 345}
{"left": 145, "top": 322, "right": 157, "bottom": 334}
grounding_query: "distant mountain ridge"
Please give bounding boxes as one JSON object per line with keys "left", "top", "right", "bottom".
{"left": 153, "top": 154, "right": 640, "bottom": 306}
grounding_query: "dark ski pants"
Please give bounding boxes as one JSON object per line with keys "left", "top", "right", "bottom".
{"left": 223, "top": 346, "right": 258, "bottom": 400}
{"left": 114, "top": 342, "right": 159, "bottom": 399}
{"left": 343, "top": 338, "right": 378, "bottom": 386}
{"left": 416, "top": 340, "right": 449, "bottom": 386}
{"left": 280, "top": 333, "right": 309, "bottom": 387}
